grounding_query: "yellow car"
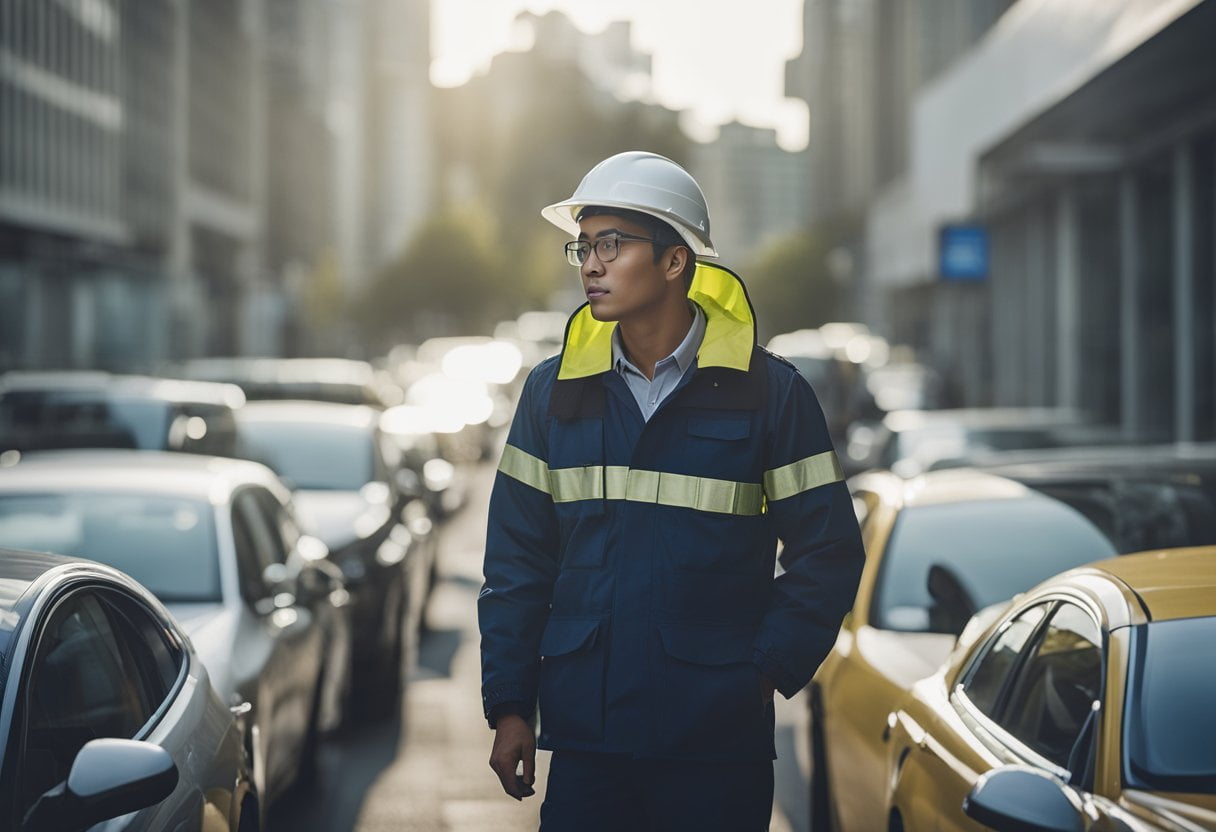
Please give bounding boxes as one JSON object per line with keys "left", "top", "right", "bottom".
{"left": 810, "top": 459, "right": 1216, "bottom": 832}
{"left": 884, "top": 546, "right": 1216, "bottom": 832}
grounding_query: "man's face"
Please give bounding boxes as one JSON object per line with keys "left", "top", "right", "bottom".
{"left": 576, "top": 213, "right": 672, "bottom": 323}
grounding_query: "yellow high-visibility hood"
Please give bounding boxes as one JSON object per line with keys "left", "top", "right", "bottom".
{"left": 557, "top": 262, "right": 756, "bottom": 380}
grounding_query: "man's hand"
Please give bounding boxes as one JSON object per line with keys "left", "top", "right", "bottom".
{"left": 759, "top": 673, "right": 776, "bottom": 704}
{"left": 489, "top": 714, "right": 536, "bottom": 800}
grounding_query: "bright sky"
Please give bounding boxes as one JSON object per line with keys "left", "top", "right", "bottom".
{"left": 430, "top": 0, "right": 810, "bottom": 152}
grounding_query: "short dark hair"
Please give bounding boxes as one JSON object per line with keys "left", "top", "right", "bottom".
{"left": 577, "top": 206, "right": 696, "bottom": 287}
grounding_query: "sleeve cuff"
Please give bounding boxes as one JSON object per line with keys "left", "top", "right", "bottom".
{"left": 487, "top": 701, "right": 534, "bottom": 729}
{"left": 753, "top": 650, "right": 801, "bottom": 700}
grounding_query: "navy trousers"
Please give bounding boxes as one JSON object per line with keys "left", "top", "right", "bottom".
{"left": 539, "top": 751, "right": 774, "bottom": 832}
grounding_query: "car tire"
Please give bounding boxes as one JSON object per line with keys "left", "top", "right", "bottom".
{"left": 237, "top": 795, "right": 260, "bottom": 832}
{"left": 366, "top": 587, "right": 404, "bottom": 721}
{"left": 810, "top": 685, "right": 840, "bottom": 832}
{"left": 296, "top": 681, "right": 324, "bottom": 787}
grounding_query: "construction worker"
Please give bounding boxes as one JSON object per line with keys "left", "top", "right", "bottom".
{"left": 480, "top": 151, "right": 864, "bottom": 830}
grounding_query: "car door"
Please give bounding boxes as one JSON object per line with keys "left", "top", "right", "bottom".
{"left": 231, "top": 488, "right": 318, "bottom": 802}
{"left": 253, "top": 486, "right": 349, "bottom": 734}
{"left": 10, "top": 586, "right": 198, "bottom": 831}
{"left": 818, "top": 485, "right": 902, "bottom": 832}
{"left": 905, "top": 600, "right": 1106, "bottom": 832}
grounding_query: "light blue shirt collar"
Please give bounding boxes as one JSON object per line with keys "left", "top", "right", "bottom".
{"left": 612, "top": 302, "right": 705, "bottom": 379}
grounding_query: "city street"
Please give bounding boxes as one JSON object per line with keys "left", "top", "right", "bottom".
{"left": 269, "top": 458, "right": 811, "bottom": 832}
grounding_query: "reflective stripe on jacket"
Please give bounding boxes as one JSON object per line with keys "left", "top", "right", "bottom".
{"left": 479, "top": 262, "right": 865, "bottom": 760}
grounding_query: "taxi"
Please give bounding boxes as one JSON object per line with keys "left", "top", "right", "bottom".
{"left": 884, "top": 547, "right": 1216, "bottom": 831}
{"left": 809, "top": 455, "right": 1216, "bottom": 832}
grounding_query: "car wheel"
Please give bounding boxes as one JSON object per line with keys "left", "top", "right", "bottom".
{"left": 296, "top": 681, "right": 324, "bottom": 787}
{"left": 237, "top": 795, "right": 260, "bottom": 832}
{"left": 810, "top": 686, "right": 840, "bottom": 832}
{"left": 366, "top": 588, "right": 404, "bottom": 721}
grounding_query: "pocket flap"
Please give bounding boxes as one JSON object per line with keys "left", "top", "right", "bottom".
{"left": 540, "top": 618, "right": 601, "bottom": 658}
{"left": 687, "top": 418, "right": 750, "bottom": 441}
{"left": 658, "top": 623, "right": 755, "bottom": 666}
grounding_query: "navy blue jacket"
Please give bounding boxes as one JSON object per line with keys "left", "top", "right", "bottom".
{"left": 480, "top": 263, "right": 864, "bottom": 760}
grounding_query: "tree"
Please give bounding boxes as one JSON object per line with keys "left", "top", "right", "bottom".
{"left": 744, "top": 228, "right": 842, "bottom": 343}
{"left": 354, "top": 205, "right": 509, "bottom": 348}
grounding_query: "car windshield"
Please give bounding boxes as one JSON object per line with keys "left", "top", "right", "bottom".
{"left": 238, "top": 421, "right": 374, "bottom": 490}
{"left": 1030, "top": 479, "right": 1216, "bottom": 553}
{"left": 0, "top": 392, "right": 169, "bottom": 451}
{"left": 1124, "top": 617, "right": 1216, "bottom": 795}
{"left": 0, "top": 493, "right": 220, "bottom": 602}
{"left": 873, "top": 496, "right": 1117, "bottom": 632}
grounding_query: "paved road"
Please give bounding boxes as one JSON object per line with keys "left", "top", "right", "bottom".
{"left": 270, "top": 459, "right": 811, "bottom": 831}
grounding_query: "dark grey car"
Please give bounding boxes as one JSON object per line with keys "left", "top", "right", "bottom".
{"left": 0, "top": 371, "right": 246, "bottom": 458}
{"left": 235, "top": 401, "right": 437, "bottom": 719}
{"left": 0, "top": 549, "right": 257, "bottom": 831}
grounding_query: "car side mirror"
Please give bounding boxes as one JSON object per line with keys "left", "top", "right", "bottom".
{"left": 926, "top": 563, "right": 977, "bottom": 638}
{"left": 23, "top": 739, "right": 178, "bottom": 831}
{"left": 963, "top": 766, "right": 1082, "bottom": 832}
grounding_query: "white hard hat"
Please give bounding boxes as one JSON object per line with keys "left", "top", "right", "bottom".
{"left": 542, "top": 151, "right": 718, "bottom": 258}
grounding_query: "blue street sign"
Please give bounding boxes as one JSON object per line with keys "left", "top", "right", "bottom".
{"left": 939, "top": 224, "right": 989, "bottom": 282}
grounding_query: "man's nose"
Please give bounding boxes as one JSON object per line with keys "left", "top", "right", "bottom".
{"left": 581, "top": 251, "right": 605, "bottom": 278}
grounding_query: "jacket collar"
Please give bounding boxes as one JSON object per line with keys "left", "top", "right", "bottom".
{"left": 556, "top": 262, "right": 757, "bottom": 381}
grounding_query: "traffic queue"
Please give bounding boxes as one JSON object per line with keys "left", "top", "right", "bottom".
{"left": 0, "top": 340, "right": 517, "bottom": 832}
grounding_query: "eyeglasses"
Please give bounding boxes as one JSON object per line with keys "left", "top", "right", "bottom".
{"left": 565, "top": 233, "right": 664, "bottom": 267}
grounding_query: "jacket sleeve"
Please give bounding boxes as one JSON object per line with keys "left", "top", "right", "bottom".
{"left": 754, "top": 366, "right": 865, "bottom": 698}
{"left": 479, "top": 366, "right": 560, "bottom": 723}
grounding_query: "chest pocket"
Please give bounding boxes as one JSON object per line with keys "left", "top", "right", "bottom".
{"left": 686, "top": 417, "right": 750, "bottom": 441}
{"left": 549, "top": 417, "right": 608, "bottom": 568}
{"left": 685, "top": 416, "right": 754, "bottom": 484}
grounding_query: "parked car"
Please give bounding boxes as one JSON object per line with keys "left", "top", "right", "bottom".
{"left": 810, "top": 453, "right": 1216, "bottom": 832}
{"left": 169, "top": 357, "right": 403, "bottom": 409}
{"left": 234, "top": 401, "right": 437, "bottom": 717}
{"left": 380, "top": 404, "right": 467, "bottom": 519}
{"left": 0, "top": 372, "right": 245, "bottom": 458}
{"left": 843, "top": 407, "right": 1106, "bottom": 476}
{"left": 0, "top": 451, "right": 347, "bottom": 817}
{"left": 0, "top": 548, "right": 258, "bottom": 831}
{"left": 885, "top": 546, "right": 1216, "bottom": 832}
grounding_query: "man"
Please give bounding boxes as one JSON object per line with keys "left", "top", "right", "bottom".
{"left": 480, "top": 151, "right": 864, "bottom": 830}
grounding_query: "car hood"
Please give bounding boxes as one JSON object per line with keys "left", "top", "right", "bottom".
{"left": 291, "top": 490, "right": 374, "bottom": 550}
{"left": 166, "top": 601, "right": 238, "bottom": 702}
{"left": 856, "top": 627, "right": 959, "bottom": 691}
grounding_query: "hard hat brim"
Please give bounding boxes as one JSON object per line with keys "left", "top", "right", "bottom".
{"left": 541, "top": 198, "right": 719, "bottom": 259}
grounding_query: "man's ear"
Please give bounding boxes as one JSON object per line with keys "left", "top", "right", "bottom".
{"left": 664, "top": 245, "right": 690, "bottom": 283}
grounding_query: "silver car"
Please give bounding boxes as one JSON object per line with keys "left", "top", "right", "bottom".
{"left": 0, "top": 451, "right": 350, "bottom": 819}
{"left": 0, "top": 548, "right": 257, "bottom": 831}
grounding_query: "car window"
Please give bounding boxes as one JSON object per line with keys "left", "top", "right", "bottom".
{"left": 18, "top": 591, "right": 158, "bottom": 816}
{"left": 0, "top": 493, "right": 220, "bottom": 603}
{"left": 1123, "top": 616, "right": 1216, "bottom": 795}
{"left": 231, "top": 501, "right": 271, "bottom": 604}
{"left": 996, "top": 603, "right": 1102, "bottom": 769}
{"left": 0, "top": 392, "right": 167, "bottom": 451}
{"left": 237, "top": 420, "right": 375, "bottom": 490}
{"left": 1031, "top": 480, "right": 1216, "bottom": 553}
{"left": 961, "top": 603, "right": 1050, "bottom": 718}
{"left": 252, "top": 488, "right": 300, "bottom": 556}
{"left": 235, "top": 490, "right": 286, "bottom": 572}
{"left": 168, "top": 403, "right": 240, "bottom": 457}
{"left": 871, "top": 497, "right": 1115, "bottom": 632}
{"left": 101, "top": 591, "right": 185, "bottom": 707}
